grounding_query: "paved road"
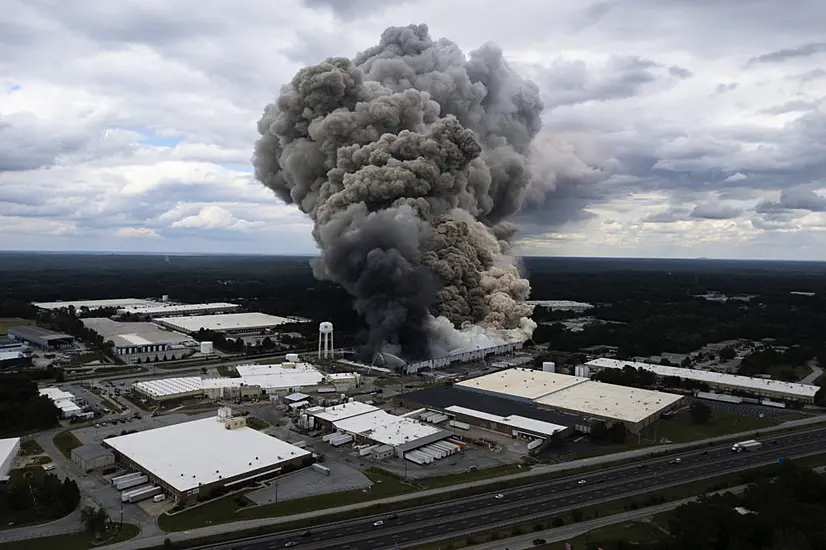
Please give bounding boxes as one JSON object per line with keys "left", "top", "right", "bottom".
{"left": 94, "top": 415, "right": 826, "bottom": 550}
{"left": 466, "top": 464, "right": 826, "bottom": 550}
{"left": 802, "top": 359, "right": 822, "bottom": 385}
{"left": 100, "top": 424, "right": 826, "bottom": 550}
{"left": 241, "top": 431, "right": 825, "bottom": 550}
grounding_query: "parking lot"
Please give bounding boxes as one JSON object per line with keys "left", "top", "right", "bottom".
{"left": 71, "top": 411, "right": 215, "bottom": 446}
{"left": 688, "top": 397, "right": 806, "bottom": 421}
{"left": 247, "top": 461, "right": 372, "bottom": 505}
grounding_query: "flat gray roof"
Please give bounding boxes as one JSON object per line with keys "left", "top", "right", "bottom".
{"left": 72, "top": 444, "right": 113, "bottom": 461}
{"left": 8, "top": 325, "right": 73, "bottom": 341}
{"left": 81, "top": 318, "right": 192, "bottom": 347}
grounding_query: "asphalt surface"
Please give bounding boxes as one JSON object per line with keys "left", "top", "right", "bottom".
{"left": 216, "top": 426, "right": 826, "bottom": 550}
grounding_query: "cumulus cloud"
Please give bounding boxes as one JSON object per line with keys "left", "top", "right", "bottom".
{"left": 2, "top": 0, "right": 826, "bottom": 259}
{"left": 115, "top": 227, "right": 160, "bottom": 238}
{"left": 691, "top": 202, "right": 742, "bottom": 220}
{"left": 170, "top": 205, "right": 264, "bottom": 231}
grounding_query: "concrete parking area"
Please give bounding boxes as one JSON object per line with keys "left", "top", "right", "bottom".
{"left": 689, "top": 397, "right": 807, "bottom": 421}
{"left": 71, "top": 411, "right": 216, "bottom": 445}
{"left": 247, "top": 461, "right": 372, "bottom": 505}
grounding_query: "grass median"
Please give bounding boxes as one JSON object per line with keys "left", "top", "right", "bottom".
{"left": 0, "top": 524, "right": 139, "bottom": 550}
{"left": 409, "top": 452, "right": 826, "bottom": 550}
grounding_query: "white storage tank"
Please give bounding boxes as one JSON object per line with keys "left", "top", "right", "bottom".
{"left": 200, "top": 341, "right": 214, "bottom": 354}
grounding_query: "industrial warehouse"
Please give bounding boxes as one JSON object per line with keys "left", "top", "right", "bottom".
{"left": 131, "top": 357, "right": 359, "bottom": 401}
{"left": 32, "top": 298, "right": 159, "bottom": 311}
{"left": 585, "top": 358, "right": 820, "bottom": 404}
{"left": 116, "top": 302, "right": 241, "bottom": 318}
{"left": 81, "top": 318, "right": 197, "bottom": 363}
{"left": 132, "top": 376, "right": 261, "bottom": 402}
{"left": 103, "top": 408, "right": 312, "bottom": 503}
{"left": 403, "top": 367, "right": 685, "bottom": 434}
{"left": 153, "top": 312, "right": 300, "bottom": 335}
{"left": 307, "top": 402, "right": 454, "bottom": 461}
{"left": 7, "top": 325, "right": 74, "bottom": 350}
{"left": 39, "top": 387, "right": 85, "bottom": 419}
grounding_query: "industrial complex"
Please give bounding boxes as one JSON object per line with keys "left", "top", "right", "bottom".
{"left": 130, "top": 357, "right": 359, "bottom": 402}
{"left": 8, "top": 325, "right": 74, "bottom": 350}
{"left": 307, "top": 401, "right": 454, "bottom": 460}
{"left": 401, "top": 367, "right": 685, "bottom": 434}
{"left": 32, "top": 298, "right": 159, "bottom": 312}
{"left": 103, "top": 408, "right": 312, "bottom": 503}
{"left": 154, "top": 312, "right": 300, "bottom": 335}
{"left": 585, "top": 358, "right": 820, "bottom": 404}
{"left": 116, "top": 302, "right": 241, "bottom": 318}
{"left": 39, "top": 387, "right": 85, "bottom": 419}
{"left": 81, "top": 318, "right": 198, "bottom": 363}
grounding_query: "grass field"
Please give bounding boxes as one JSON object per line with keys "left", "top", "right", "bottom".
{"left": 19, "top": 439, "right": 45, "bottom": 457}
{"left": 52, "top": 430, "right": 82, "bottom": 459}
{"left": 567, "top": 408, "right": 778, "bottom": 460}
{"left": 537, "top": 520, "right": 664, "bottom": 549}
{"left": 651, "top": 408, "right": 778, "bottom": 443}
{"left": 0, "top": 524, "right": 139, "bottom": 550}
{"left": 245, "top": 416, "right": 269, "bottom": 430}
{"left": 0, "top": 317, "right": 30, "bottom": 335}
{"left": 158, "top": 467, "right": 418, "bottom": 532}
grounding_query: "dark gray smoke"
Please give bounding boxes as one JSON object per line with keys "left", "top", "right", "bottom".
{"left": 253, "top": 24, "right": 551, "bottom": 358}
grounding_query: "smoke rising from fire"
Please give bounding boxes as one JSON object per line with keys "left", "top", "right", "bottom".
{"left": 254, "top": 24, "right": 576, "bottom": 358}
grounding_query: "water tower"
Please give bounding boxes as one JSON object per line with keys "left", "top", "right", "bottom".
{"left": 318, "top": 322, "right": 334, "bottom": 359}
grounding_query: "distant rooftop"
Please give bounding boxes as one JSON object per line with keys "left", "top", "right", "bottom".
{"left": 154, "top": 312, "right": 296, "bottom": 333}
{"left": 33, "top": 298, "right": 156, "bottom": 311}
{"left": 235, "top": 362, "right": 324, "bottom": 390}
{"left": 456, "top": 367, "right": 590, "bottom": 401}
{"left": 81, "top": 318, "right": 192, "bottom": 348}
{"left": 585, "top": 358, "right": 820, "bottom": 398}
{"left": 8, "top": 325, "right": 73, "bottom": 342}
{"left": 118, "top": 302, "right": 240, "bottom": 316}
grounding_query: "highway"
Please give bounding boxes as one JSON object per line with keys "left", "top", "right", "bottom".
{"left": 209, "top": 426, "right": 826, "bottom": 550}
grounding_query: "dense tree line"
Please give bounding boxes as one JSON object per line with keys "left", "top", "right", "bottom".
{"left": 0, "top": 375, "right": 60, "bottom": 436}
{"left": 1, "top": 468, "right": 79, "bottom": 525}
{"left": 533, "top": 296, "right": 826, "bottom": 363}
{"left": 590, "top": 461, "right": 826, "bottom": 549}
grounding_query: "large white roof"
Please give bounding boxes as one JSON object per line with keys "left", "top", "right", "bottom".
{"left": 444, "top": 405, "right": 567, "bottom": 437}
{"left": 39, "top": 387, "right": 76, "bottom": 403}
{"left": 586, "top": 358, "right": 820, "bottom": 398}
{"left": 201, "top": 378, "right": 250, "bottom": 389}
{"left": 0, "top": 437, "right": 20, "bottom": 469}
{"left": 333, "top": 410, "right": 444, "bottom": 447}
{"left": 105, "top": 416, "right": 311, "bottom": 493}
{"left": 536, "top": 380, "right": 684, "bottom": 423}
{"left": 33, "top": 298, "right": 156, "bottom": 311}
{"left": 456, "top": 367, "right": 590, "bottom": 400}
{"left": 236, "top": 362, "right": 324, "bottom": 390}
{"left": 133, "top": 377, "right": 204, "bottom": 398}
{"left": 307, "top": 401, "right": 380, "bottom": 422}
{"left": 81, "top": 318, "right": 193, "bottom": 348}
{"left": 155, "top": 313, "right": 294, "bottom": 333}
{"left": 118, "top": 302, "right": 240, "bottom": 315}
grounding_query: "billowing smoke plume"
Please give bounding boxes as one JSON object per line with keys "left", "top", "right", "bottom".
{"left": 253, "top": 24, "right": 549, "bottom": 359}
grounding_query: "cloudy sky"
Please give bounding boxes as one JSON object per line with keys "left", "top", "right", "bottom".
{"left": 2, "top": 0, "right": 825, "bottom": 260}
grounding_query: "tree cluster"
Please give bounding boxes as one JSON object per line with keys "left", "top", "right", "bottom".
{"left": 0, "top": 375, "right": 60, "bottom": 436}
{"left": 1, "top": 469, "right": 79, "bottom": 525}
